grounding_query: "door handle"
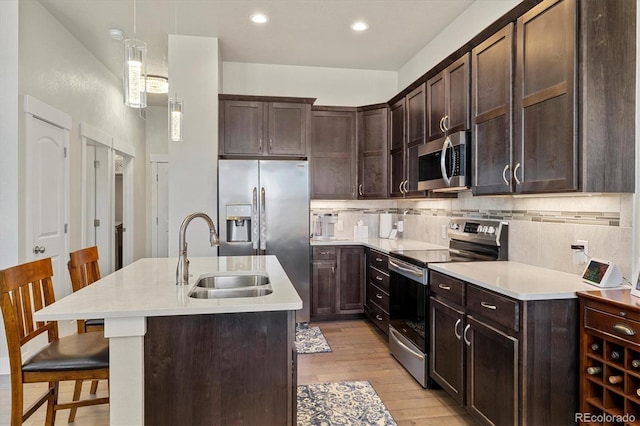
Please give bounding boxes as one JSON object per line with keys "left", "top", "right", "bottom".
{"left": 252, "top": 187, "right": 259, "bottom": 252}
{"left": 33, "top": 245, "right": 46, "bottom": 254}
{"left": 260, "top": 187, "right": 266, "bottom": 253}
{"left": 463, "top": 324, "right": 471, "bottom": 346}
{"left": 513, "top": 162, "right": 522, "bottom": 185}
{"left": 358, "top": 184, "right": 363, "bottom": 196}
{"left": 454, "top": 319, "right": 462, "bottom": 340}
{"left": 502, "top": 164, "right": 510, "bottom": 186}
{"left": 440, "top": 136, "right": 453, "bottom": 186}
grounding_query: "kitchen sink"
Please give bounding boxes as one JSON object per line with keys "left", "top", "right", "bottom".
{"left": 194, "top": 273, "right": 270, "bottom": 289}
{"left": 188, "top": 286, "right": 273, "bottom": 299}
{"left": 188, "top": 272, "right": 273, "bottom": 299}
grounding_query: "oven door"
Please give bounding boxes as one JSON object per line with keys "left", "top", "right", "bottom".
{"left": 388, "top": 257, "right": 429, "bottom": 387}
{"left": 418, "top": 131, "right": 469, "bottom": 192}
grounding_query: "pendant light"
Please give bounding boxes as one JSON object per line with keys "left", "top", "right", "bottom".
{"left": 169, "top": 0, "right": 183, "bottom": 141}
{"left": 169, "top": 97, "right": 183, "bottom": 141}
{"left": 123, "top": 0, "right": 147, "bottom": 108}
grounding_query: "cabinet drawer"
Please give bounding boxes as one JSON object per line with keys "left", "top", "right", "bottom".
{"left": 585, "top": 307, "right": 640, "bottom": 347}
{"left": 369, "top": 251, "right": 389, "bottom": 273}
{"left": 368, "top": 266, "right": 389, "bottom": 293}
{"left": 367, "top": 282, "right": 389, "bottom": 313}
{"left": 313, "top": 246, "right": 336, "bottom": 260}
{"left": 367, "top": 302, "right": 389, "bottom": 335}
{"left": 467, "top": 285, "right": 519, "bottom": 332}
{"left": 430, "top": 271, "right": 465, "bottom": 305}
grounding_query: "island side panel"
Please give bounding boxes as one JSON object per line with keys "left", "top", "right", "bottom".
{"left": 144, "top": 310, "right": 295, "bottom": 426}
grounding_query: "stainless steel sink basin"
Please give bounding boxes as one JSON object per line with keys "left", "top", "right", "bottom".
{"left": 194, "top": 273, "right": 270, "bottom": 289}
{"left": 188, "top": 273, "right": 273, "bottom": 299}
{"left": 189, "top": 286, "right": 273, "bottom": 299}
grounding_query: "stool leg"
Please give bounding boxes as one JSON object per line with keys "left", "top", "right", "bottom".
{"left": 45, "top": 381, "right": 58, "bottom": 426}
{"left": 90, "top": 379, "right": 99, "bottom": 394}
{"left": 68, "top": 380, "right": 83, "bottom": 422}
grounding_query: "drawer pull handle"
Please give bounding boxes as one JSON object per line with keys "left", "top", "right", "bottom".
{"left": 481, "top": 302, "right": 497, "bottom": 310}
{"left": 454, "top": 319, "right": 462, "bottom": 340}
{"left": 613, "top": 323, "right": 636, "bottom": 336}
{"left": 376, "top": 258, "right": 384, "bottom": 262}
{"left": 376, "top": 315, "right": 383, "bottom": 321}
{"left": 375, "top": 276, "right": 383, "bottom": 281}
{"left": 376, "top": 293, "right": 383, "bottom": 299}
{"left": 438, "top": 284, "right": 451, "bottom": 291}
{"left": 320, "top": 251, "right": 329, "bottom": 255}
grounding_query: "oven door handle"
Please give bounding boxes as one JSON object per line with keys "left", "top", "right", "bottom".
{"left": 389, "top": 259, "right": 424, "bottom": 278}
{"left": 440, "top": 136, "right": 453, "bottom": 187}
{"left": 389, "top": 327, "right": 424, "bottom": 360}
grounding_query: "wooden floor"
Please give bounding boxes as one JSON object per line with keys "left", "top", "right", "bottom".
{"left": 1, "top": 319, "right": 475, "bottom": 425}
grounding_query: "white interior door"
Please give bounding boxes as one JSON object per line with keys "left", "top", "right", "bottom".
{"left": 94, "top": 145, "right": 113, "bottom": 274}
{"left": 152, "top": 161, "right": 169, "bottom": 257}
{"left": 25, "top": 113, "right": 69, "bottom": 297}
{"left": 116, "top": 150, "right": 135, "bottom": 267}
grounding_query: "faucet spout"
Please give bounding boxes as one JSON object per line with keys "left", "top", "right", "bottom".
{"left": 176, "top": 212, "right": 220, "bottom": 285}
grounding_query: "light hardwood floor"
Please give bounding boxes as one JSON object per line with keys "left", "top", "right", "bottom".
{"left": 1, "top": 319, "right": 475, "bottom": 425}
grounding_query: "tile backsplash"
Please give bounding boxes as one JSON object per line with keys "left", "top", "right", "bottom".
{"left": 311, "top": 192, "right": 634, "bottom": 281}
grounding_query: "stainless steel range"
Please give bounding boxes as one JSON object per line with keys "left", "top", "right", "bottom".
{"left": 387, "top": 218, "right": 508, "bottom": 388}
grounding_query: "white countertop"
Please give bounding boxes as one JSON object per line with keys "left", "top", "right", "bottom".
{"left": 34, "top": 256, "right": 302, "bottom": 321}
{"left": 311, "top": 237, "right": 447, "bottom": 253}
{"left": 429, "top": 261, "right": 610, "bottom": 301}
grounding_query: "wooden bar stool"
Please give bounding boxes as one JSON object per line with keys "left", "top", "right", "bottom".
{"left": 67, "top": 246, "right": 105, "bottom": 422}
{"left": 0, "top": 257, "right": 109, "bottom": 425}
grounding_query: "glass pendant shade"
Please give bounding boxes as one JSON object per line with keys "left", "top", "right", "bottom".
{"left": 169, "top": 97, "right": 183, "bottom": 141}
{"left": 123, "top": 39, "right": 147, "bottom": 108}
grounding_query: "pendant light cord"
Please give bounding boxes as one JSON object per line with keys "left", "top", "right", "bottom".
{"left": 133, "top": 0, "right": 137, "bottom": 38}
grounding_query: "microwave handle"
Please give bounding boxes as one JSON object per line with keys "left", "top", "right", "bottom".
{"left": 440, "top": 136, "right": 453, "bottom": 186}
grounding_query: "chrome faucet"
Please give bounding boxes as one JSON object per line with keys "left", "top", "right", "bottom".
{"left": 176, "top": 212, "right": 220, "bottom": 285}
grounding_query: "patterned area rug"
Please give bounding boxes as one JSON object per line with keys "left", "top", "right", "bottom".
{"left": 295, "top": 326, "right": 332, "bottom": 354}
{"left": 297, "top": 381, "right": 397, "bottom": 426}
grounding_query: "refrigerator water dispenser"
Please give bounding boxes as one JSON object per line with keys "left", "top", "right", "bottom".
{"left": 226, "top": 205, "right": 252, "bottom": 242}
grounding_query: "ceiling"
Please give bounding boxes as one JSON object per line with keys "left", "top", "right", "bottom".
{"left": 38, "top": 0, "right": 475, "bottom": 74}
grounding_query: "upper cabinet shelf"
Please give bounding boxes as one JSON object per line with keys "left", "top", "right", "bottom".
{"left": 219, "top": 95, "right": 314, "bottom": 159}
{"left": 473, "top": 0, "right": 635, "bottom": 195}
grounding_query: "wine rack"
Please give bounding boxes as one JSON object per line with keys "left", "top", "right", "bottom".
{"left": 579, "top": 291, "right": 640, "bottom": 426}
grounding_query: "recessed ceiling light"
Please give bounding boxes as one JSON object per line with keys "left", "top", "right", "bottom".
{"left": 251, "top": 13, "right": 268, "bottom": 24}
{"left": 351, "top": 21, "right": 368, "bottom": 32}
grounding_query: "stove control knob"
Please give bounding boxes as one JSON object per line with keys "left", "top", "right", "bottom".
{"left": 450, "top": 223, "right": 460, "bottom": 230}
{"left": 479, "top": 226, "right": 486, "bottom": 233}
{"left": 487, "top": 226, "right": 496, "bottom": 234}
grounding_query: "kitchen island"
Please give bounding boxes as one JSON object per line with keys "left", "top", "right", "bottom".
{"left": 34, "top": 256, "right": 302, "bottom": 426}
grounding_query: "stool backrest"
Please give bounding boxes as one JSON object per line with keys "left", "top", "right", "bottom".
{"left": 68, "top": 246, "right": 101, "bottom": 292}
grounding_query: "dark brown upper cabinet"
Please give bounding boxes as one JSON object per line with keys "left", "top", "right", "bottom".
{"left": 219, "top": 95, "right": 313, "bottom": 158}
{"left": 357, "top": 105, "right": 389, "bottom": 199}
{"left": 310, "top": 107, "right": 357, "bottom": 200}
{"left": 512, "top": 0, "right": 635, "bottom": 194}
{"left": 427, "top": 54, "right": 470, "bottom": 141}
{"left": 389, "top": 85, "right": 427, "bottom": 198}
{"left": 472, "top": 24, "right": 515, "bottom": 196}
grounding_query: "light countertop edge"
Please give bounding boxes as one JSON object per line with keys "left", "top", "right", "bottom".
{"left": 428, "top": 261, "right": 614, "bottom": 301}
{"left": 34, "top": 256, "right": 302, "bottom": 321}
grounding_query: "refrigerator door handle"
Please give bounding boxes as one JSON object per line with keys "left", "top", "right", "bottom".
{"left": 252, "top": 187, "right": 259, "bottom": 253}
{"left": 260, "top": 187, "right": 266, "bottom": 253}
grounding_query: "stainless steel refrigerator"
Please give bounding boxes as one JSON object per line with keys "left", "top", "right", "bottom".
{"left": 218, "top": 159, "right": 310, "bottom": 323}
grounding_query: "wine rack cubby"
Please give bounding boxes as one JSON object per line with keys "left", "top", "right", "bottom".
{"left": 579, "top": 292, "right": 640, "bottom": 426}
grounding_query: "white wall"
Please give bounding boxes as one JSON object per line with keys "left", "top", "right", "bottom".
{"left": 0, "top": 0, "right": 19, "bottom": 380}
{"left": 398, "top": 0, "right": 521, "bottom": 90}
{"left": 222, "top": 62, "right": 397, "bottom": 106}
{"left": 168, "top": 35, "right": 220, "bottom": 257}
{"left": 19, "top": 0, "right": 147, "bottom": 262}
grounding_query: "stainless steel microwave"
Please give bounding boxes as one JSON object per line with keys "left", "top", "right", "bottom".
{"left": 417, "top": 131, "right": 470, "bottom": 192}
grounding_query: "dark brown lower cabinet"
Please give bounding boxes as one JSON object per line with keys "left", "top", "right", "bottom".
{"left": 429, "top": 270, "right": 578, "bottom": 425}
{"left": 311, "top": 245, "right": 365, "bottom": 320}
{"left": 144, "top": 310, "right": 296, "bottom": 426}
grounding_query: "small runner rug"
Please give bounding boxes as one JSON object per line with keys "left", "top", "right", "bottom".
{"left": 297, "top": 380, "right": 397, "bottom": 426}
{"left": 295, "top": 325, "right": 332, "bottom": 354}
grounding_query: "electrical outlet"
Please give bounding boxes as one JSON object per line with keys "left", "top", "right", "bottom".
{"left": 336, "top": 220, "right": 343, "bottom": 232}
{"left": 441, "top": 224, "right": 447, "bottom": 239}
{"left": 573, "top": 239, "right": 588, "bottom": 265}
{"left": 397, "top": 220, "right": 404, "bottom": 233}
